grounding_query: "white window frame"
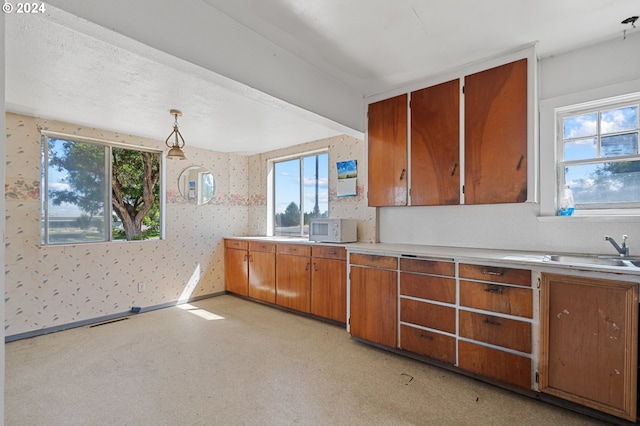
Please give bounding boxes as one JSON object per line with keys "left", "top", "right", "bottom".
{"left": 539, "top": 81, "right": 640, "bottom": 220}
{"left": 555, "top": 93, "right": 640, "bottom": 215}
{"left": 268, "top": 149, "right": 329, "bottom": 238}
{"left": 41, "top": 131, "right": 165, "bottom": 245}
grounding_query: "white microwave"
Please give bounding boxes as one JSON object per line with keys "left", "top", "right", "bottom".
{"left": 309, "top": 218, "right": 357, "bottom": 243}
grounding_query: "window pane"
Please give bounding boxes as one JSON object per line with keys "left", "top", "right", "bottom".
{"left": 274, "top": 159, "right": 301, "bottom": 236}
{"left": 111, "top": 148, "right": 161, "bottom": 241}
{"left": 563, "top": 112, "right": 597, "bottom": 139}
{"left": 565, "top": 160, "right": 640, "bottom": 204}
{"left": 564, "top": 137, "right": 597, "bottom": 161}
{"left": 600, "top": 106, "right": 639, "bottom": 134}
{"left": 302, "top": 153, "right": 329, "bottom": 235}
{"left": 45, "top": 138, "right": 107, "bottom": 244}
{"left": 601, "top": 133, "right": 639, "bottom": 157}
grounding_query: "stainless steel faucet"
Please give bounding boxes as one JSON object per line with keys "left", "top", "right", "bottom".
{"left": 604, "top": 235, "right": 629, "bottom": 257}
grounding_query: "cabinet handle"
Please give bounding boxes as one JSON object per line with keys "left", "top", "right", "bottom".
{"left": 483, "top": 317, "right": 502, "bottom": 326}
{"left": 419, "top": 333, "right": 433, "bottom": 340}
{"left": 516, "top": 155, "right": 524, "bottom": 170}
{"left": 305, "top": 262, "right": 310, "bottom": 271}
{"left": 481, "top": 269, "right": 504, "bottom": 276}
{"left": 249, "top": 255, "right": 253, "bottom": 263}
{"left": 484, "top": 285, "right": 503, "bottom": 294}
{"left": 243, "top": 254, "right": 248, "bottom": 262}
{"left": 450, "top": 163, "right": 458, "bottom": 177}
{"left": 399, "top": 168, "right": 406, "bottom": 180}
{"left": 313, "top": 262, "right": 318, "bottom": 272}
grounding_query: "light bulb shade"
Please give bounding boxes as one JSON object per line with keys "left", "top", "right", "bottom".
{"left": 167, "top": 145, "right": 187, "bottom": 160}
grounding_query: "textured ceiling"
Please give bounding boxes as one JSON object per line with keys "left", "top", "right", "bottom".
{"left": 5, "top": 0, "right": 640, "bottom": 154}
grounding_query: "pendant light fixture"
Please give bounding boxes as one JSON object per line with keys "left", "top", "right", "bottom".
{"left": 165, "top": 109, "right": 187, "bottom": 160}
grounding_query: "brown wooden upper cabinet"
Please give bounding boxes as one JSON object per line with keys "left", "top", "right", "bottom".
{"left": 410, "top": 79, "right": 460, "bottom": 206}
{"left": 464, "top": 58, "right": 528, "bottom": 204}
{"left": 366, "top": 58, "right": 528, "bottom": 207}
{"left": 367, "top": 94, "right": 408, "bottom": 207}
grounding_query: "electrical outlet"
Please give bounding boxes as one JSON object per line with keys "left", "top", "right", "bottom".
{"left": 138, "top": 282, "right": 145, "bottom": 293}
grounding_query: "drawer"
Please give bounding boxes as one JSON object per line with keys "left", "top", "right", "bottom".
{"left": 312, "top": 245, "right": 346, "bottom": 260}
{"left": 459, "top": 263, "right": 531, "bottom": 287}
{"left": 350, "top": 253, "right": 397, "bottom": 270}
{"left": 400, "top": 272, "right": 455, "bottom": 304}
{"left": 400, "top": 258, "right": 455, "bottom": 277}
{"left": 459, "top": 310, "right": 532, "bottom": 353}
{"left": 400, "top": 298, "right": 455, "bottom": 334}
{"left": 249, "top": 241, "right": 276, "bottom": 253}
{"left": 458, "top": 340, "right": 531, "bottom": 389}
{"left": 225, "top": 239, "right": 248, "bottom": 250}
{"left": 460, "top": 280, "right": 533, "bottom": 318}
{"left": 400, "top": 324, "right": 455, "bottom": 364}
{"left": 277, "top": 243, "right": 311, "bottom": 257}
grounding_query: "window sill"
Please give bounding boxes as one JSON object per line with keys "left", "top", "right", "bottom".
{"left": 537, "top": 215, "right": 640, "bottom": 223}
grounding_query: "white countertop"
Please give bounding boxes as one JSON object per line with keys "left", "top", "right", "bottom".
{"left": 225, "top": 237, "right": 640, "bottom": 276}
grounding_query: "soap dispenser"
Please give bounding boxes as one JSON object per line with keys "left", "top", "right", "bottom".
{"left": 559, "top": 184, "right": 575, "bottom": 216}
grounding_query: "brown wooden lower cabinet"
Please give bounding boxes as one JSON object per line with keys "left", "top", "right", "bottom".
{"left": 276, "top": 252, "right": 311, "bottom": 313}
{"left": 400, "top": 298, "right": 455, "bottom": 334}
{"left": 224, "top": 240, "right": 249, "bottom": 296}
{"left": 310, "top": 252, "right": 346, "bottom": 323}
{"left": 458, "top": 310, "right": 531, "bottom": 354}
{"left": 349, "top": 256, "right": 398, "bottom": 348}
{"left": 458, "top": 340, "right": 531, "bottom": 389}
{"left": 459, "top": 280, "right": 532, "bottom": 318}
{"left": 539, "top": 273, "right": 638, "bottom": 421}
{"left": 399, "top": 325, "right": 455, "bottom": 364}
{"left": 248, "top": 248, "right": 276, "bottom": 304}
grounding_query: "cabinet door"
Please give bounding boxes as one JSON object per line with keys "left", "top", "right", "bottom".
{"left": 248, "top": 250, "right": 276, "bottom": 304}
{"left": 311, "top": 257, "right": 346, "bottom": 323}
{"left": 464, "top": 58, "right": 527, "bottom": 204}
{"left": 540, "top": 274, "right": 638, "bottom": 421}
{"left": 224, "top": 248, "right": 248, "bottom": 295}
{"left": 410, "top": 79, "right": 460, "bottom": 205}
{"left": 349, "top": 265, "right": 397, "bottom": 347}
{"left": 276, "top": 254, "right": 311, "bottom": 313}
{"left": 367, "top": 94, "right": 408, "bottom": 207}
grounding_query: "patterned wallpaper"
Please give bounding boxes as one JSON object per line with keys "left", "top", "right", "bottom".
{"left": 4, "top": 112, "right": 372, "bottom": 338}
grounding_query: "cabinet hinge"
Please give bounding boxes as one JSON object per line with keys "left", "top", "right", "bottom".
{"left": 462, "top": 185, "right": 465, "bottom": 194}
{"left": 462, "top": 85, "right": 465, "bottom": 94}
{"left": 535, "top": 372, "right": 539, "bottom": 383}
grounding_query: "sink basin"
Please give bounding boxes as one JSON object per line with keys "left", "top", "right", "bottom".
{"left": 543, "top": 254, "right": 640, "bottom": 268}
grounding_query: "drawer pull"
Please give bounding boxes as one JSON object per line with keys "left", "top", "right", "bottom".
{"left": 481, "top": 269, "right": 504, "bottom": 276}
{"left": 419, "top": 333, "right": 433, "bottom": 340}
{"left": 484, "top": 285, "right": 503, "bottom": 294}
{"left": 483, "top": 318, "right": 502, "bottom": 326}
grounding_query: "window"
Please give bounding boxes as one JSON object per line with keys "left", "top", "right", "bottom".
{"left": 558, "top": 95, "right": 640, "bottom": 213}
{"left": 41, "top": 134, "right": 162, "bottom": 245}
{"left": 273, "top": 152, "right": 328, "bottom": 237}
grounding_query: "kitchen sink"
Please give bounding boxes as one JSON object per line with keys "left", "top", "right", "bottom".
{"left": 543, "top": 254, "right": 640, "bottom": 268}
